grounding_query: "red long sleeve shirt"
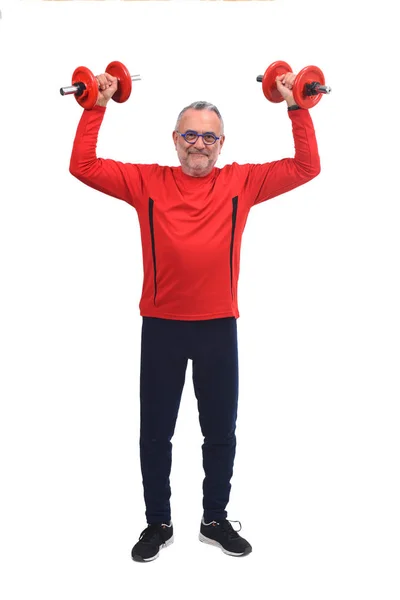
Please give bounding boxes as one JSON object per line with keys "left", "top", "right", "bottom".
{"left": 70, "top": 105, "right": 320, "bottom": 320}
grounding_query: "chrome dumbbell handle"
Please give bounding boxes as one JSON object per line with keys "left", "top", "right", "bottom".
{"left": 60, "top": 83, "right": 85, "bottom": 97}
{"left": 305, "top": 82, "right": 331, "bottom": 95}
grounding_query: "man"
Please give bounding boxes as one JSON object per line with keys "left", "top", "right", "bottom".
{"left": 69, "top": 69, "right": 320, "bottom": 562}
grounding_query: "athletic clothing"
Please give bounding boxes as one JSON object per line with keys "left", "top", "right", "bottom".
{"left": 70, "top": 105, "right": 320, "bottom": 320}
{"left": 139, "top": 316, "right": 239, "bottom": 523}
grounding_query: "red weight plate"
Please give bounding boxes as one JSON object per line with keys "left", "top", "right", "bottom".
{"left": 72, "top": 66, "right": 98, "bottom": 110}
{"left": 262, "top": 60, "right": 292, "bottom": 103}
{"left": 293, "top": 65, "right": 325, "bottom": 109}
{"left": 106, "top": 61, "right": 132, "bottom": 104}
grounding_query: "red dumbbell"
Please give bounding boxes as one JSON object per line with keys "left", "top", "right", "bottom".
{"left": 60, "top": 61, "right": 141, "bottom": 109}
{"left": 257, "top": 60, "right": 331, "bottom": 109}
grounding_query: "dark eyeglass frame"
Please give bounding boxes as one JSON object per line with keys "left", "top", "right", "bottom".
{"left": 176, "top": 129, "right": 221, "bottom": 145}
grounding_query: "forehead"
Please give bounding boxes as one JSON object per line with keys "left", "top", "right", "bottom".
{"left": 180, "top": 109, "right": 221, "bottom": 133}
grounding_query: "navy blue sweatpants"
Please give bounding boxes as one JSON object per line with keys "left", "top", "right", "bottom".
{"left": 139, "top": 316, "right": 239, "bottom": 524}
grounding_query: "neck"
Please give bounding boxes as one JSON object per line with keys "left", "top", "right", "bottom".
{"left": 181, "top": 166, "right": 213, "bottom": 178}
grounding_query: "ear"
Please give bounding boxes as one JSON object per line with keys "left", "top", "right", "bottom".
{"left": 172, "top": 130, "right": 178, "bottom": 148}
{"left": 219, "top": 135, "right": 226, "bottom": 152}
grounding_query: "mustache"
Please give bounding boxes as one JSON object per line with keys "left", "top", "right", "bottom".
{"left": 189, "top": 150, "right": 208, "bottom": 155}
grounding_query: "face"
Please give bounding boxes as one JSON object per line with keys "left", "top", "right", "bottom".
{"left": 172, "top": 109, "right": 225, "bottom": 177}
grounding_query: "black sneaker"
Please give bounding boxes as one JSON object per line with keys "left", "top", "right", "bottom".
{"left": 131, "top": 522, "right": 174, "bottom": 562}
{"left": 199, "top": 518, "right": 252, "bottom": 557}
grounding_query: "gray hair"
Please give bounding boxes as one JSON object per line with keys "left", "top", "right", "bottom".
{"left": 175, "top": 101, "right": 224, "bottom": 135}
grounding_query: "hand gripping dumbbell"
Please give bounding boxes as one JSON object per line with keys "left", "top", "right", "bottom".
{"left": 256, "top": 60, "right": 331, "bottom": 109}
{"left": 60, "top": 61, "right": 141, "bottom": 109}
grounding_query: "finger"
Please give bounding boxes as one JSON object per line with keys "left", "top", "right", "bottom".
{"left": 275, "top": 80, "right": 286, "bottom": 93}
{"left": 276, "top": 79, "right": 288, "bottom": 92}
{"left": 276, "top": 74, "right": 292, "bottom": 88}
{"left": 96, "top": 74, "right": 108, "bottom": 91}
{"left": 282, "top": 78, "right": 295, "bottom": 90}
{"left": 105, "top": 73, "right": 117, "bottom": 84}
{"left": 276, "top": 80, "right": 291, "bottom": 98}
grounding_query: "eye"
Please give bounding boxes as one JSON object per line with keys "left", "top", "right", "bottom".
{"left": 204, "top": 133, "right": 217, "bottom": 143}
{"left": 184, "top": 131, "right": 197, "bottom": 142}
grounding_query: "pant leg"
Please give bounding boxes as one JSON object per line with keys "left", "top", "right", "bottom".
{"left": 139, "top": 317, "right": 188, "bottom": 523}
{"left": 191, "top": 317, "right": 239, "bottom": 522}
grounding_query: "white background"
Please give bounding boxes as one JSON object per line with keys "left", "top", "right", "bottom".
{"left": 0, "top": 0, "right": 399, "bottom": 598}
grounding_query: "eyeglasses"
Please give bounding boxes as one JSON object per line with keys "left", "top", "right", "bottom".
{"left": 176, "top": 130, "right": 220, "bottom": 145}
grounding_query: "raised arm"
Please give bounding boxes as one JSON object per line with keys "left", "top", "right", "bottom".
{"left": 69, "top": 71, "right": 145, "bottom": 207}
{"left": 245, "top": 71, "right": 321, "bottom": 206}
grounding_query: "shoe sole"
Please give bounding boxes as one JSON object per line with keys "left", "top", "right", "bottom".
{"left": 131, "top": 535, "right": 174, "bottom": 563}
{"left": 199, "top": 533, "right": 252, "bottom": 557}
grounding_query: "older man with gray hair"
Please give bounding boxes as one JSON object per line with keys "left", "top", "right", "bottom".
{"left": 69, "top": 68, "right": 320, "bottom": 562}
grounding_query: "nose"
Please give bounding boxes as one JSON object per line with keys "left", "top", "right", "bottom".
{"left": 193, "top": 135, "right": 206, "bottom": 149}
